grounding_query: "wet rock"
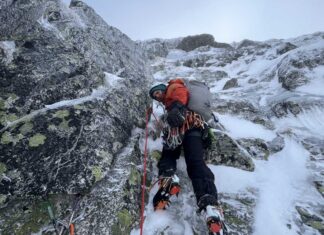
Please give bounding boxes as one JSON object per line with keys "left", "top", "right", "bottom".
{"left": 223, "top": 78, "right": 239, "bottom": 90}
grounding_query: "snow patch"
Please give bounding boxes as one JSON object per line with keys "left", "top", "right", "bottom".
{"left": 253, "top": 138, "right": 309, "bottom": 235}
{"left": 209, "top": 165, "right": 256, "bottom": 194}
{"left": 37, "top": 15, "right": 65, "bottom": 40}
{"left": 217, "top": 114, "right": 277, "bottom": 141}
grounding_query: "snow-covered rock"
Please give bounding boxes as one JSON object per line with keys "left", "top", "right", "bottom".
{"left": 139, "top": 31, "right": 324, "bottom": 235}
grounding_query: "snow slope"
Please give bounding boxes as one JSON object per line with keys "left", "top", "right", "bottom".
{"left": 133, "top": 32, "right": 324, "bottom": 235}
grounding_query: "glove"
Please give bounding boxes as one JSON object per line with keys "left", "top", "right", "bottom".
{"left": 167, "top": 102, "right": 186, "bottom": 127}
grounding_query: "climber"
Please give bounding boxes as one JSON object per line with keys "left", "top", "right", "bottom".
{"left": 149, "top": 78, "right": 225, "bottom": 234}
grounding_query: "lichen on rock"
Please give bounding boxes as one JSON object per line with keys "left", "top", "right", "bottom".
{"left": 28, "top": 133, "right": 47, "bottom": 147}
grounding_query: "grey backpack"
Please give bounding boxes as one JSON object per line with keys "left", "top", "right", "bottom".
{"left": 183, "top": 79, "right": 213, "bottom": 121}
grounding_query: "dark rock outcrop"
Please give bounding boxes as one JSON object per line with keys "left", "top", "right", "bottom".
{"left": 276, "top": 42, "right": 297, "bottom": 55}
{"left": 177, "top": 34, "right": 232, "bottom": 52}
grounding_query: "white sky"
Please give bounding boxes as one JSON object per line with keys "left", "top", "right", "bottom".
{"left": 69, "top": 0, "right": 324, "bottom": 43}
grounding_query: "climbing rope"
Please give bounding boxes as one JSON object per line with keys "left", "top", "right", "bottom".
{"left": 139, "top": 108, "right": 206, "bottom": 233}
{"left": 139, "top": 107, "right": 151, "bottom": 235}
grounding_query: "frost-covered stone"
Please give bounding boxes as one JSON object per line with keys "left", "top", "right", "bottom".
{"left": 267, "top": 136, "right": 285, "bottom": 153}
{"left": 205, "top": 130, "right": 255, "bottom": 171}
{"left": 238, "top": 138, "right": 270, "bottom": 160}
{"left": 0, "top": 0, "right": 152, "bottom": 234}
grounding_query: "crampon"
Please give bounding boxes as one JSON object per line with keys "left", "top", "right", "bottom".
{"left": 152, "top": 175, "right": 181, "bottom": 210}
{"left": 205, "top": 205, "right": 228, "bottom": 235}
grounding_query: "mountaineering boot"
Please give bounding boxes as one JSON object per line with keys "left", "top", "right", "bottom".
{"left": 153, "top": 174, "right": 181, "bottom": 210}
{"left": 205, "top": 205, "right": 225, "bottom": 235}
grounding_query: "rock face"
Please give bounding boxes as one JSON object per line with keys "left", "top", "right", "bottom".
{"left": 0, "top": 0, "right": 152, "bottom": 234}
{"left": 1, "top": 1, "right": 324, "bottom": 234}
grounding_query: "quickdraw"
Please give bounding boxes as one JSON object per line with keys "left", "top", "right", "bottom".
{"left": 46, "top": 195, "right": 82, "bottom": 235}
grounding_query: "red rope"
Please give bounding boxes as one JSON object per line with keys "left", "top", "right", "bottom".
{"left": 140, "top": 108, "right": 151, "bottom": 235}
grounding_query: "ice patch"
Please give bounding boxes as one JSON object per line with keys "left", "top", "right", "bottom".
{"left": 104, "top": 72, "right": 123, "bottom": 87}
{"left": 218, "top": 114, "right": 277, "bottom": 141}
{"left": 0, "top": 41, "right": 16, "bottom": 65}
{"left": 45, "top": 86, "right": 106, "bottom": 109}
{"left": 45, "top": 72, "right": 125, "bottom": 109}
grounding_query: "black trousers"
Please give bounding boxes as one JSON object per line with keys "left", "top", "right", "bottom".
{"left": 158, "top": 129, "right": 218, "bottom": 204}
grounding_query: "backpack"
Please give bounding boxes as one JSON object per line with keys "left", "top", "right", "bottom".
{"left": 183, "top": 79, "right": 213, "bottom": 122}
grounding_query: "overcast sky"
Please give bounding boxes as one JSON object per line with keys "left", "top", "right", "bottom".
{"left": 74, "top": 0, "right": 324, "bottom": 43}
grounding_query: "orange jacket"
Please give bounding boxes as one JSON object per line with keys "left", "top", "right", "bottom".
{"left": 163, "top": 79, "right": 189, "bottom": 110}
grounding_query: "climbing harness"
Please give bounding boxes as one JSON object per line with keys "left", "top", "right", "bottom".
{"left": 163, "top": 111, "right": 206, "bottom": 149}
